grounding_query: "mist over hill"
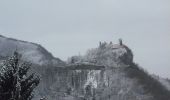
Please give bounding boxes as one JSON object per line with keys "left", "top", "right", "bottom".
{"left": 0, "top": 35, "right": 64, "bottom": 66}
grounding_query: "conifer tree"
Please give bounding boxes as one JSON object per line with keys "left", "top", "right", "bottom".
{"left": 0, "top": 51, "right": 40, "bottom": 100}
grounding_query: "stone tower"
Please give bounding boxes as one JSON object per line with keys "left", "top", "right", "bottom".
{"left": 119, "top": 38, "right": 123, "bottom": 45}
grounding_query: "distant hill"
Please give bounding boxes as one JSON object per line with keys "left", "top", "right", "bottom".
{"left": 0, "top": 35, "right": 64, "bottom": 66}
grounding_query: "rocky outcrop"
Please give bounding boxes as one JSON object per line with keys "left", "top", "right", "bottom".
{"left": 35, "top": 42, "right": 153, "bottom": 100}
{"left": 38, "top": 41, "right": 170, "bottom": 100}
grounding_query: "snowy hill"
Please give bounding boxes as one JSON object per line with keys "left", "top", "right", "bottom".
{"left": 0, "top": 35, "right": 64, "bottom": 65}
{"left": 0, "top": 35, "right": 169, "bottom": 100}
{"left": 35, "top": 41, "right": 170, "bottom": 100}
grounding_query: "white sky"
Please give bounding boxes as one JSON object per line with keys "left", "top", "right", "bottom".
{"left": 0, "top": 0, "right": 170, "bottom": 78}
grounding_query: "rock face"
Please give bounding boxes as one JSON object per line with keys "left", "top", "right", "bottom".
{"left": 0, "top": 35, "right": 169, "bottom": 100}
{"left": 43, "top": 67, "right": 105, "bottom": 100}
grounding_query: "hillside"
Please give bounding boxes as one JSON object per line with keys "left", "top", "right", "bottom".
{"left": 0, "top": 35, "right": 169, "bottom": 100}
{"left": 61, "top": 41, "right": 170, "bottom": 100}
{"left": 35, "top": 41, "right": 170, "bottom": 100}
{"left": 0, "top": 35, "right": 64, "bottom": 66}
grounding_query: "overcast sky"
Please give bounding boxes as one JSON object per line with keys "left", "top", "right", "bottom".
{"left": 0, "top": 0, "right": 170, "bottom": 78}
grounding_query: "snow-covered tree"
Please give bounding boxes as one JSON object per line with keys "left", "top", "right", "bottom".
{"left": 0, "top": 51, "right": 40, "bottom": 100}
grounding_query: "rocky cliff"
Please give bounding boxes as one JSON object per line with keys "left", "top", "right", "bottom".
{"left": 36, "top": 41, "right": 170, "bottom": 100}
